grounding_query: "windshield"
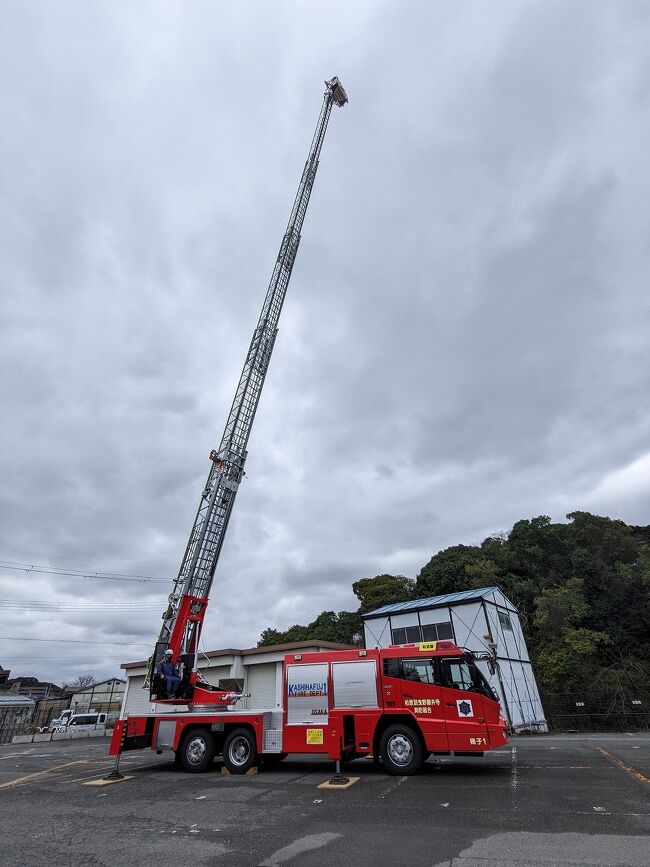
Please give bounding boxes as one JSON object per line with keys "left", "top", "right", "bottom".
{"left": 441, "top": 657, "right": 498, "bottom": 700}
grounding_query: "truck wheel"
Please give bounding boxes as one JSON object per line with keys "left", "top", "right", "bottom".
{"left": 380, "top": 725, "right": 423, "bottom": 776}
{"left": 178, "top": 728, "right": 215, "bottom": 773}
{"left": 223, "top": 727, "right": 257, "bottom": 774}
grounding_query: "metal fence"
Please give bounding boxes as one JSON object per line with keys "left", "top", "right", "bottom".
{"left": 0, "top": 693, "right": 121, "bottom": 744}
{"left": 545, "top": 711, "right": 650, "bottom": 733}
{"left": 0, "top": 711, "right": 34, "bottom": 744}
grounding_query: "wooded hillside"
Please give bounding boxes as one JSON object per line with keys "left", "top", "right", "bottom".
{"left": 258, "top": 512, "right": 650, "bottom": 712}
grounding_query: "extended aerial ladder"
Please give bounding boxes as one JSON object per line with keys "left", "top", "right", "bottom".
{"left": 147, "top": 77, "right": 348, "bottom": 707}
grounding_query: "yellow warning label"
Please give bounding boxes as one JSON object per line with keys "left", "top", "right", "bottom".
{"left": 418, "top": 641, "right": 437, "bottom": 652}
{"left": 306, "top": 728, "right": 324, "bottom": 745}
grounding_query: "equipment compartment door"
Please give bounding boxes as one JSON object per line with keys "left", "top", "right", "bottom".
{"left": 438, "top": 657, "right": 489, "bottom": 752}
{"left": 282, "top": 662, "right": 330, "bottom": 755}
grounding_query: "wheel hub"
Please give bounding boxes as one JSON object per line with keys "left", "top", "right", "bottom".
{"left": 230, "top": 736, "right": 250, "bottom": 766}
{"left": 387, "top": 734, "right": 413, "bottom": 766}
{"left": 187, "top": 736, "right": 207, "bottom": 765}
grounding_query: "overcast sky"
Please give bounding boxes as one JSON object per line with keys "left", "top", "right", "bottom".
{"left": 1, "top": 1, "right": 649, "bottom": 685}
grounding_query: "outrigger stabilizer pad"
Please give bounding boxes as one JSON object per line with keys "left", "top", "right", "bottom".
{"left": 103, "top": 754, "right": 124, "bottom": 781}
{"left": 317, "top": 761, "right": 360, "bottom": 790}
{"left": 328, "top": 760, "right": 350, "bottom": 786}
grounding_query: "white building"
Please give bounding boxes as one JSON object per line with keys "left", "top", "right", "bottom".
{"left": 68, "top": 678, "right": 126, "bottom": 723}
{"left": 362, "top": 586, "right": 546, "bottom": 732}
{"left": 120, "top": 640, "right": 353, "bottom": 718}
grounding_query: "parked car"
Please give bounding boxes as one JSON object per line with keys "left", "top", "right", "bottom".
{"left": 50, "top": 712, "right": 106, "bottom": 733}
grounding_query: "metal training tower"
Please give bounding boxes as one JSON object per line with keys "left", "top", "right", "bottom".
{"left": 148, "top": 77, "right": 348, "bottom": 699}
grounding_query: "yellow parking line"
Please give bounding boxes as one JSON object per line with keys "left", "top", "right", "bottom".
{"left": 597, "top": 747, "right": 650, "bottom": 785}
{"left": 0, "top": 759, "right": 88, "bottom": 790}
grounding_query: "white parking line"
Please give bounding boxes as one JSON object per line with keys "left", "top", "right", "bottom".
{"left": 378, "top": 775, "right": 408, "bottom": 800}
{"left": 259, "top": 833, "right": 342, "bottom": 866}
{"left": 0, "top": 750, "right": 37, "bottom": 759}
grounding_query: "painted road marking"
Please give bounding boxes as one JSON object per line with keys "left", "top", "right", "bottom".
{"left": 0, "top": 755, "right": 159, "bottom": 790}
{"left": 597, "top": 746, "right": 649, "bottom": 785}
{"left": 518, "top": 765, "right": 592, "bottom": 769}
{"left": 259, "top": 833, "right": 342, "bottom": 866}
{"left": 0, "top": 750, "right": 37, "bottom": 759}
{"left": 0, "top": 760, "right": 88, "bottom": 790}
{"left": 378, "top": 775, "right": 408, "bottom": 800}
{"left": 510, "top": 746, "right": 519, "bottom": 812}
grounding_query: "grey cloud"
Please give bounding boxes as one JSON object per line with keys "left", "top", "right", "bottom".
{"left": 1, "top": 1, "right": 648, "bottom": 681}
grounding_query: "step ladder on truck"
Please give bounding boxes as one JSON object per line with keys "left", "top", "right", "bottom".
{"left": 108, "top": 76, "right": 509, "bottom": 777}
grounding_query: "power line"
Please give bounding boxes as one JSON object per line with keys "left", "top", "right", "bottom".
{"left": 0, "top": 559, "right": 172, "bottom": 583}
{"left": 0, "top": 636, "right": 150, "bottom": 647}
{"left": 0, "top": 545, "right": 143, "bottom": 567}
{"left": 2, "top": 656, "right": 139, "bottom": 661}
{"left": 0, "top": 599, "right": 162, "bottom": 611}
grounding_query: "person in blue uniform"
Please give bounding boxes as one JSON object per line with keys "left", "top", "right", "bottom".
{"left": 156, "top": 649, "right": 181, "bottom": 697}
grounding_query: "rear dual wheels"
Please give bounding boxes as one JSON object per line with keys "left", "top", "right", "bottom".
{"left": 177, "top": 726, "right": 258, "bottom": 774}
{"left": 380, "top": 724, "right": 423, "bottom": 776}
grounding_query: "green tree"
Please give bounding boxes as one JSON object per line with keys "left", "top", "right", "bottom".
{"left": 257, "top": 610, "right": 362, "bottom": 647}
{"left": 415, "top": 544, "right": 484, "bottom": 597}
{"left": 352, "top": 574, "right": 414, "bottom": 613}
{"left": 257, "top": 628, "right": 285, "bottom": 647}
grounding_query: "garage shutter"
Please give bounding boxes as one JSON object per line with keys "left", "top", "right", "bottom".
{"left": 245, "top": 663, "right": 278, "bottom": 710}
{"left": 201, "top": 665, "right": 232, "bottom": 687}
{"left": 123, "top": 676, "right": 154, "bottom": 717}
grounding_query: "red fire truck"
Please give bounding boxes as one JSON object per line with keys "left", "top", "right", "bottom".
{"left": 107, "top": 81, "right": 508, "bottom": 779}
{"left": 109, "top": 640, "right": 507, "bottom": 776}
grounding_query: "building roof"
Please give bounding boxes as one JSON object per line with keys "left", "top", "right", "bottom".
{"left": 122, "top": 640, "right": 354, "bottom": 671}
{"left": 364, "top": 586, "right": 502, "bottom": 617}
{"left": 0, "top": 689, "right": 36, "bottom": 708}
{"left": 69, "top": 678, "right": 126, "bottom": 693}
{"left": 241, "top": 640, "right": 353, "bottom": 656}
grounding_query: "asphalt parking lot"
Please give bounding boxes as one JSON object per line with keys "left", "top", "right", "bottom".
{"left": 0, "top": 733, "right": 648, "bottom": 867}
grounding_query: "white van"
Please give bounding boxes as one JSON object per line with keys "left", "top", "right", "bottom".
{"left": 52, "top": 712, "right": 107, "bottom": 733}
{"left": 48, "top": 709, "right": 75, "bottom": 730}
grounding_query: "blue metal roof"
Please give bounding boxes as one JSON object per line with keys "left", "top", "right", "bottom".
{"left": 363, "top": 586, "right": 500, "bottom": 618}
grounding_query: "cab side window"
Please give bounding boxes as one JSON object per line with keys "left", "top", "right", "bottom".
{"left": 401, "top": 658, "right": 436, "bottom": 684}
{"left": 383, "top": 657, "right": 438, "bottom": 684}
{"left": 441, "top": 659, "right": 474, "bottom": 691}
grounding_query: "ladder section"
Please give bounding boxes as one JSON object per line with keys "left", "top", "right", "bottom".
{"left": 153, "top": 78, "right": 348, "bottom": 672}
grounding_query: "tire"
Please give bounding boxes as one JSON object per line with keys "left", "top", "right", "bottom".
{"left": 178, "top": 727, "right": 215, "bottom": 773}
{"left": 380, "top": 724, "right": 423, "bottom": 776}
{"left": 223, "top": 727, "right": 257, "bottom": 775}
